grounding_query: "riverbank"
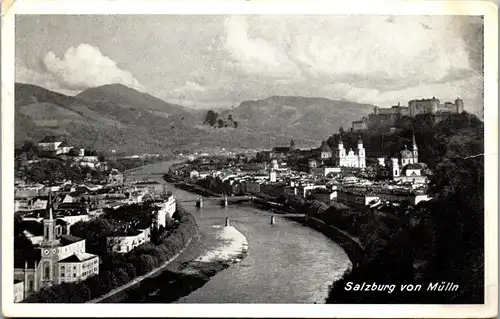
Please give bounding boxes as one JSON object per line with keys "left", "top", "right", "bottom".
{"left": 193, "top": 225, "right": 249, "bottom": 264}
{"left": 96, "top": 216, "right": 249, "bottom": 303}
{"left": 89, "top": 235, "right": 196, "bottom": 303}
{"left": 170, "top": 178, "right": 362, "bottom": 302}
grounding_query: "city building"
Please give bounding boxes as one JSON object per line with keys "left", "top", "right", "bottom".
{"left": 107, "top": 226, "right": 151, "bottom": 253}
{"left": 337, "top": 188, "right": 380, "bottom": 206}
{"left": 390, "top": 134, "right": 428, "bottom": 184}
{"left": 56, "top": 142, "right": 74, "bottom": 155}
{"left": 336, "top": 135, "right": 366, "bottom": 168}
{"left": 319, "top": 142, "right": 333, "bottom": 160}
{"left": 308, "top": 158, "right": 318, "bottom": 169}
{"left": 189, "top": 170, "right": 200, "bottom": 179}
{"left": 309, "top": 166, "right": 341, "bottom": 177}
{"left": 37, "top": 136, "right": 64, "bottom": 152}
{"left": 133, "top": 180, "right": 167, "bottom": 196}
{"left": 408, "top": 97, "right": 464, "bottom": 117}
{"left": 269, "top": 169, "right": 277, "bottom": 183}
{"left": 270, "top": 140, "right": 297, "bottom": 159}
{"left": 14, "top": 280, "right": 24, "bottom": 303}
{"left": 360, "top": 97, "right": 465, "bottom": 129}
{"left": 153, "top": 193, "right": 177, "bottom": 227}
{"left": 14, "top": 198, "right": 99, "bottom": 301}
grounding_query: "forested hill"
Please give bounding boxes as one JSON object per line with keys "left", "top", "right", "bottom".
{"left": 202, "top": 96, "right": 374, "bottom": 148}
{"left": 15, "top": 83, "right": 374, "bottom": 152}
{"left": 325, "top": 111, "right": 485, "bottom": 304}
{"left": 325, "top": 112, "right": 484, "bottom": 169}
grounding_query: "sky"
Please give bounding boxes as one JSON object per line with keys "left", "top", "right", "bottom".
{"left": 15, "top": 15, "right": 484, "bottom": 114}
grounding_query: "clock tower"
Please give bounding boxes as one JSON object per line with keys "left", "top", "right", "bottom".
{"left": 39, "top": 193, "right": 59, "bottom": 288}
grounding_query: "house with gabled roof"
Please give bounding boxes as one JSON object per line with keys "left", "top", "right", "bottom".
{"left": 37, "top": 136, "right": 64, "bottom": 151}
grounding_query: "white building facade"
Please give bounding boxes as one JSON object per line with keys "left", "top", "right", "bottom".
{"left": 336, "top": 136, "right": 366, "bottom": 168}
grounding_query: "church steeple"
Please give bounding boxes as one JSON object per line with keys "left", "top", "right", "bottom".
{"left": 412, "top": 131, "right": 419, "bottom": 163}
{"left": 42, "top": 192, "right": 56, "bottom": 244}
{"left": 40, "top": 192, "right": 59, "bottom": 289}
{"left": 45, "top": 192, "right": 54, "bottom": 220}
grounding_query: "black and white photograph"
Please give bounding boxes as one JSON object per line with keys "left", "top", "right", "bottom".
{"left": 2, "top": 0, "right": 497, "bottom": 317}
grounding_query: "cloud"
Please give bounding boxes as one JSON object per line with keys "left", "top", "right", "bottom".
{"left": 42, "top": 43, "right": 144, "bottom": 91}
{"left": 223, "top": 16, "right": 476, "bottom": 84}
{"left": 220, "top": 15, "right": 483, "bottom": 113}
{"left": 223, "top": 16, "right": 302, "bottom": 78}
{"left": 15, "top": 16, "right": 483, "bottom": 114}
{"left": 16, "top": 66, "right": 79, "bottom": 96}
{"left": 174, "top": 81, "right": 207, "bottom": 93}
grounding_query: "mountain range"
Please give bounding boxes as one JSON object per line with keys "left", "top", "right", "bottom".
{"left": 14, "top": 83, "right": 373, "bottom": 154}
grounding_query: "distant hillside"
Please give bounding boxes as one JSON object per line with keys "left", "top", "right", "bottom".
{"left": 203, "top": 96, "right": 373, "bottom": 148}
{"left": 15, "top": 83, "right": 374, "bottom": 153}
{"left": 14, "top": 83, "right": 207, "bottom": 154}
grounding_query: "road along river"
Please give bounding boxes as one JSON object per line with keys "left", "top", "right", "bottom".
{"left": 125, "top": 160, "right": 352, "bottom": 303}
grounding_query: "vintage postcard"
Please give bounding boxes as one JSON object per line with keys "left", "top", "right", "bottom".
{"left": 1, "top": 0, "right": 498, "bottom": 317}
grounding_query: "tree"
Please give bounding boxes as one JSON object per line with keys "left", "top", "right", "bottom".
{"left": 68, "top": 148, "right": 80, "bottom": 156}
{"left": 113, "top": 267, "right": 131, "bottom": 286}
{"left": 217, "top": 119, "right": 224, "bottom": 128}
{"left": 134, "top": 254, "right": 157, "bottom": 275}
{"left": 18, "top": 141, "right": 40, "bottom": 160}
{"left": 71, "top": 219, "right": 117, "bottom": 255}
{"left": 203, "top": 110, "right": 219, "bottom": 126}
{"left": 14, "top": 233, "right": 33, "bottom": 250}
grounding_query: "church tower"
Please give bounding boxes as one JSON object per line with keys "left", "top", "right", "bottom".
{"left": 39, "top": 193, "right": 59, "bottom": 288}
{"left": 337, "top": 135, "right": 346, "bottom": 167}
{"left": 357, "top": 134, "right": 366, "bottom": 168}
{"left": 391, "top": 158, "right": 400, "bottom": 178}
{"left": 412, "top": 132, "right": 419, "bottom": 163}
{"left": 337, "top": 135, "right": 346, "bottom": 158}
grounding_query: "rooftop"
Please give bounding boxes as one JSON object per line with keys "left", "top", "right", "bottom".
{"left": 21, "top": 221, "right": 43, "bottom": 236}
{"left": 59, "top": 234, "right": 84, "bottom": 246}
{"left": 38, "top": 136, "right": 63, "bottom": 143}
{"left": 58, "top": 252, "right": 98, "bottom": 263}
{"left": 404, "top": 163, "right": 424, "bottom": 170}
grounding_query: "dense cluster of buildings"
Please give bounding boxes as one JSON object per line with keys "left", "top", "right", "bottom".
{"left": 14, "top": 198, "right": 100, "bottom": 302}
{"left": 13, "top": 174, "right": 176, "bottom": 302}
{"left": 352, "top": 97, "right": 465, "bottom": 131}
{"left": 174, "top": 131, "right": 431, "bottom": 211}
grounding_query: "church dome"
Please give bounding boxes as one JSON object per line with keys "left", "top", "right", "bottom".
{"left": 400, "top": 145, "right": 413, "bottom": 158}
{"left": 320, "top": 142, "right": 331, "bottom": 152}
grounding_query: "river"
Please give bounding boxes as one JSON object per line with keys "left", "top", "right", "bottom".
{"left": 126, "top": 160, "right": 352, "bottom": 303}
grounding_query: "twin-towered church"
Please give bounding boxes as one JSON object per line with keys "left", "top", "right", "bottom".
{"left": 317, "top": 133, "right": 427, "bottom": 183}
{"left": 319, "top": 135, "right": 366, "bottom": 168}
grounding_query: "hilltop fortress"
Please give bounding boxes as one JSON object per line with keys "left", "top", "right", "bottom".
{"left": 352, "top": 97, "right": 465, "bottom": 131}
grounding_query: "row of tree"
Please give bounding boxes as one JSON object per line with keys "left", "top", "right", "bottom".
{"left": 15, "top": 141, "right": 102, "bottom": 160}
{"left": 15, "top": 158, "right": 109, "bottom": 184}
{"left": 23, "top": 205, "right": 198, "bottom": 303}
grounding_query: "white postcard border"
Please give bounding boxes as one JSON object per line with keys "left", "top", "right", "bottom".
{"left": 1, "top": 0, "right": 498, "bottom": 317}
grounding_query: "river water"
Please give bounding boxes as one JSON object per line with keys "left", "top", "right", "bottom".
{"left": 127, "top": 160, "right": 352, "bottom": 303}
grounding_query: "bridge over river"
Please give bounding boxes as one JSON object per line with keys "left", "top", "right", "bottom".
{"left": 177, "top": 195, "right": 306, "bottom": 218}
{"left": 114, "top": 160, "right": 351, "bottom": 304}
